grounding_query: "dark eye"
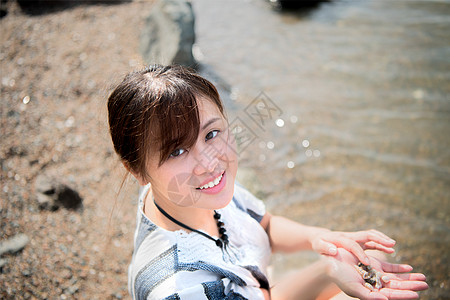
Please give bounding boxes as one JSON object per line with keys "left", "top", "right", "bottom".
{"left": 205, "top": 130, "right": 219, "bottom": 141}
{"left": 169, "top": 148, "right": 186, "bottom": 158}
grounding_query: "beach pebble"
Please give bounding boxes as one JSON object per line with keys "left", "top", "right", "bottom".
{"left": 0, "top": 233, "right": 30, "bottom": 256}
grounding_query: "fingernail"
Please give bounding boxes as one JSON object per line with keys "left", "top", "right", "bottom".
{"left": 328, "top": 246, "right": 337, "bottom": 255}
{"left": 382, "top": 275, "right": 390, "bottom": 282}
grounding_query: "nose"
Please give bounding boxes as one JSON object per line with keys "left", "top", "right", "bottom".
{"left": 193, "top": 150, "right": 220, "bottom": 175}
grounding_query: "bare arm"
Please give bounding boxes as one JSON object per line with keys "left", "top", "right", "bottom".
{"left": 262, "top": 213, "right": 330, "bottom": 253}
{"left": 261, "top": 213, "right": 395, "bottom": 265}
{"left": 270, "top": 260, "right": 332, "bottom": 300}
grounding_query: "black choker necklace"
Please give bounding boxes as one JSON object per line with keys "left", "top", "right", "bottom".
{"left": 153, "top": 200, "right": 229, "bottom": 249}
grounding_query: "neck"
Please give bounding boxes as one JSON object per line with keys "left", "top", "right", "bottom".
{"left": 145, "top": 189, "right": 216, "bottom": 234}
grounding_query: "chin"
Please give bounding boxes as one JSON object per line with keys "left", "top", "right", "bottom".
{"left": 200, "top": 181, "right": 235, "bottom": 210}
{"left": 216, "top": 179, "right": 235, "bottom": 209}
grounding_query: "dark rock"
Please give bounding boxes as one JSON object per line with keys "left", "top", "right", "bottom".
{"left": 0, "top": 258, "right": 8, "bottom": 269}
{"left": 35, "top": 175, "right": 83, "bottom": 210}
{"left": 7, "top": 145, "right": 27, "bottom": 157}
{"left": 140, "top": 0, "right": 196, "bottom": 68}
{"left": 16, "top": 0, "right": 132, "bottom": 16}
{"left": 0, "top": 233, "right": 30, "bottom": 256}
{"left": 276, "top": 0, "right": 328, "bottom": 10}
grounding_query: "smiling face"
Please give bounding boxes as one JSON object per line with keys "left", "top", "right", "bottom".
{"left": 147, "top": 97, "right": 238, "bottom": 210}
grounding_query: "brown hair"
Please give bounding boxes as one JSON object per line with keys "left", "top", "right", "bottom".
{"left": 107, "top": 64, "right": 225, "bottom": 181}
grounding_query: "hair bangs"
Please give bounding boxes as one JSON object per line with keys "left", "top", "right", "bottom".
{"left": 151, "top": 90, "right": 201, "bottom": 166}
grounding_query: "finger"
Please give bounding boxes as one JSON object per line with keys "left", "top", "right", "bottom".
{"left": 364, "top": 241, "right": 395, "bottom": 253}
{"left": 337, "top": 238, "right": 371, "bottom": 265}
{"left": 384, "top": 273, "right": 427, "bottom": 282}
{"left": 314, "top": 239, "right": 338, "bottom": 256}
{"left": 369, "top": 229, "right": 396, "bottom": 243}
{"left": 380, "top": 261, "right": 413, "bottom": 273}
{"left": 350, "top": 284, "right": 387, "bottom": 300}
{"left": 384, "top": 273, "right": 426, "bottom": 282}
{"left": 364, "top": 230, "right": 396, "bottom": 247}
{"left": 343, "top": 230, "right": 396, "bottom": 247}
{"left": 380, "top": 288, "right": 419, "bottom": 300}
{"left": 384, "top": 280, "right": 429, "bottom": 291}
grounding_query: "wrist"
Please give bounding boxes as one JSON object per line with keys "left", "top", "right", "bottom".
{"left": 319, "top": 255, "right": 336, "bottom": 280}
{"left": 311, "top": 258, "right": 334, "bottom": 283}
{"left": 307, "top": 227, "right": 332, "bottom": 251}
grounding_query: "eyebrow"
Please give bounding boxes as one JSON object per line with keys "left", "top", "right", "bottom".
{"left": 201, "top": 117, "right": 221, "bottom": 131}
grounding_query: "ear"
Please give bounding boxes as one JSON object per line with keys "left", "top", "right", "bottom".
{"left": 122, "top": 162, "right": 148, "bottom": 186}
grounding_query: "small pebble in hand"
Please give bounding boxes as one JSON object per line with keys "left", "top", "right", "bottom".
{"left": 355, "top": 262, "right": 383, "bottom": 291}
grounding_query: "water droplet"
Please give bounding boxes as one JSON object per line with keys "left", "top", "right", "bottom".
{"left": 233, "top": 125, "right": 243, "bottom": 134}
{"left": 22, "top": 96, "right": 30, "bottom": 104}
{"left": 230, "top": 88, "right": 239, "bottom": 101}
{"left": 287, "top": 161, "right": 295, "bottom": 169}
{"left": 412, "top": 89, "right": 425, "bottom": 100}
{"left": 267, "top": 141, "right": 275, "bottom": 150}
{"left": 290, "top": 115, "right": 298, "bottom": 123}
{"left": 302, "top": 139, "right": 310, "bottom": 148}
{"left": 14, "top": 174, "right": 20, "bottom": 181}
{"left": 275, "top": 118, "right": 285, "bottom": 127}
{"left": 313, "top": 150, "right": 321, "bottom": 157}
{"left": 305, "top": 149, "right": 312, "bottom": 157}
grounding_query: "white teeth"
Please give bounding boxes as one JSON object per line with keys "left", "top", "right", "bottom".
{"left": 199, "top": 174, "right": 223, "bottom": 190}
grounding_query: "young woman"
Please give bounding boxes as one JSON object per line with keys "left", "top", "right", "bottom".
{"left": 107, "top": 65, "right": 428, "bottom": 300}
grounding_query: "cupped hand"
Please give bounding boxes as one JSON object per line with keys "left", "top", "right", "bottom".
{"left": 311, "top": 229, "right": 396, "bottom": 265}
{"left": 324, "top": 248, "right": 428, "bottom": 300}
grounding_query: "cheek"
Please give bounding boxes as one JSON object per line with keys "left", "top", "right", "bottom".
{"left": 227, "top": 131, "right": 236, "bottom": 147}
{"left": 150, "top": 162, "right": 189, "bottom": 191}
{"left": 163, "top": 169, "right": 203, "bottom": 206}
{"left": 222, "top": 135, "right": 238, "bottom": 171}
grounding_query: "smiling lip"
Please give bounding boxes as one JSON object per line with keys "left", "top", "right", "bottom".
{"left": 196, "top": 172, "right": 226, "bottom": 195}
